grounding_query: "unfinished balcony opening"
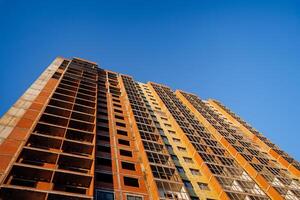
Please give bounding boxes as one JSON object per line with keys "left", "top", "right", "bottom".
{"left": 58, "top": 83, "right": 78, "bottom": 92}
{"left": 49, "top": 99, "right": 73, "bottom": 110}
{"left": 82, "top": 76, "right": 96, "bottom": 84}
{"left": 98, "top": 86, "right": 107, "bottom": 93}
{"left": 107, "top": 73, "right": 117, "bottom": 79}
{"left": 39, "top": 114, "right": 69, "bottom": 127}
{"left": 0, "top": 188, "right": 46, "bottom": 200}
{"left": 44, "top": 106, "right": 71, "bottom": 118}
{"left": 60, "top": 79, "right": 79, "bottom": 88}
{"left": 34, "top": 123, "right": 66, "bottom": 137}
{"left": 77, "top": 92, "right": 96, "bottom": 102}
{"left": 75, "top": 99, "right": 95, "bottom": 108}
{"left": 64, "top": 72, "right": 82, "bottom": 81}
{"left": 97, "top": 125, "right": 109, "bottom": 135}
{"left": 97, "top": 145, "right": 111, "bottom": 157}
{"left": 73, "top": 104, "right": 95, "bottom": 115}
{"left": 66, "top": 129, "right": 94, "bottom": 143}
{"left": 98, "top": 107, "right": 107, "bottom": 115}
{"left": 66, "top": 68, "right": 82, "bottom": 76}
{"left": 69, "top": 120, "right": 94, "bottom": 132}
{"left": 98, "top": 99, "right": 107, "bottom": 107}
{"left": 97, "top": 110, "right": 108, "bottom": 118}
{"left": 58, "top": 154, "right": 92, "bottom": 174}
{"left": 62, "top": 140, "right": 93, "bottom": 156}
{"left": 47, "top": 193, "right": 91, "bottom": 200}
{"left": 26, "top": 134, "right": 62, "bottom": 150}
{"left": 96, "top": 157, "right": 112, "bottom": 171}
{"left": 98, "top": 90, "right": 107, "bottom": 98}
{"left": 17, "top": 148, "right": 58, "bottom": 168}
{"left": 95, "top": 172, "right": 113, "bottom": 189}
{"left": 55, "top": 88, "right": 77, "bottom": 97}
{"left": 52, "top": 172, "right": 92, "bottom": 195}
{"left": 96, "top": 134, "right": 110, "bottom": 145}
{"left": 78, "top": 89, "right": 95, "bottom": 97}
{"left": 79, "top": 84, "right": 96, "bottom": 92}
{"left": 109, "top": 89, "right": 121, "bottom": 96}
{"left": 62, "top": 76, "right": 80, "bottom": 85}
{"left": 5, "top": 165, "right": 52, "bottom": 189}
{"left": 71, "top": 111, "right": 95, "bottom": 123}
{"left": 108, "top": 79, "right": 118, "bottom": 86}
{"left": 52, "top": 92, "right": 75, "bottom": 103}
{"left": 98, "top": 118, "right": 109, "bottom": 126}
{"left": 81, "top": 79, "right": 97, "bottom": 87}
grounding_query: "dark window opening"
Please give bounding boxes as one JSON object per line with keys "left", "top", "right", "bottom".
{"left": 115, "top": 115, "right": 124, "bottom": 120}
{"left": 116, "top": 122, "right": 126, "bottom": 127}
{"left": 120, "top": 149, "right": 132, "bottom": 157}
{"left": 121, "top": 162, "right": 135, "bottom": 171}
{"left": 97, "top": 145, "right": 111, "bottom": 153}
{"left": 114, "top": 109, "right": 123, "bottom": 114}
{"left": 118, "top": 139, "right": 130, "bottom": 146}
{"left": 124, "top": 177, "right": 139, "bottom": 187}
{"left": 117, "top": 130, "right": 128, "bottom": 136}
{"left": 97, "top": 157, "right": 112, "bottom": 167}
{"left": 96, "top": 173, "right": 113, "bottom": 183}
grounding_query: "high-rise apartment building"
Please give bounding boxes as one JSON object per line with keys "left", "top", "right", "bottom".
{"left": 0, "top": 57, "right": 299, "bottom": 200}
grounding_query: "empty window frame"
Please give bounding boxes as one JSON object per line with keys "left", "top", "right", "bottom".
{"left": 124, "top": 177, "right": 139, "bottom": 187}
{"left": 115, "top": 115, "right": 124, "bottom": 120}
{"left": 117, "top": 129, "right": 128, "bottom": 136}
{"left": 121, "top": 162, "right": 135, "bottom": 171}
{"left": 173, "top": 138, "right": 181, "bottom": 143}
{"left": 198, "top": 182, "right": 210, "bottom": 190}
{"left": 183, "top": 157, "right": 193, "bottom": 163}
{"left": 190, "top": 168, "right": 201, "bottom": 176}
{"left": 116, "top": 122, "right": 126, "bottom": 127}
{"left": 178, "top": 147, "right": 187, "bottom": 152}
{"left": 114, "top": 109, "right": 123, "bottom": 114}
{"left": 120, "top": 149, "right": 132, "bottom": 157}
{"left": 118, "top": 139, "right": 130, "bottom": 146}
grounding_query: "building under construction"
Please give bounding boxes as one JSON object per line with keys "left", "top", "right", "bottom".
{"left": 0, "top": 57, "right": 299, "bottom": 200}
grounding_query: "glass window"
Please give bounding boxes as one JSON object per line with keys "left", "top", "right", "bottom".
{"left": 190, "top": 168, "right": 200, "bottom": 175}
{"left": 183, "top": 180, "right": 193, "bottom": 188}
{"left": 127, "top": 194, "right": 143, "bottom": 200}
{"left": 198, "top": 182, "right": 210, "bottom": 190}
{"left": 176, "top": 166, "right": 185, "bottom": 173}
{"left": 96, "top": 190, "right": 114, "bottom": 200}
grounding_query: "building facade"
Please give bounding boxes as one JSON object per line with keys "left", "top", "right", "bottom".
{"left": 0, "top": 57, "right": 299, "bottom": 200}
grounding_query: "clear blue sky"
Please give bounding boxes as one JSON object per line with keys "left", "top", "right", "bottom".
{"left": 0, "top": 0, "right": 299, "bottom": 160}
